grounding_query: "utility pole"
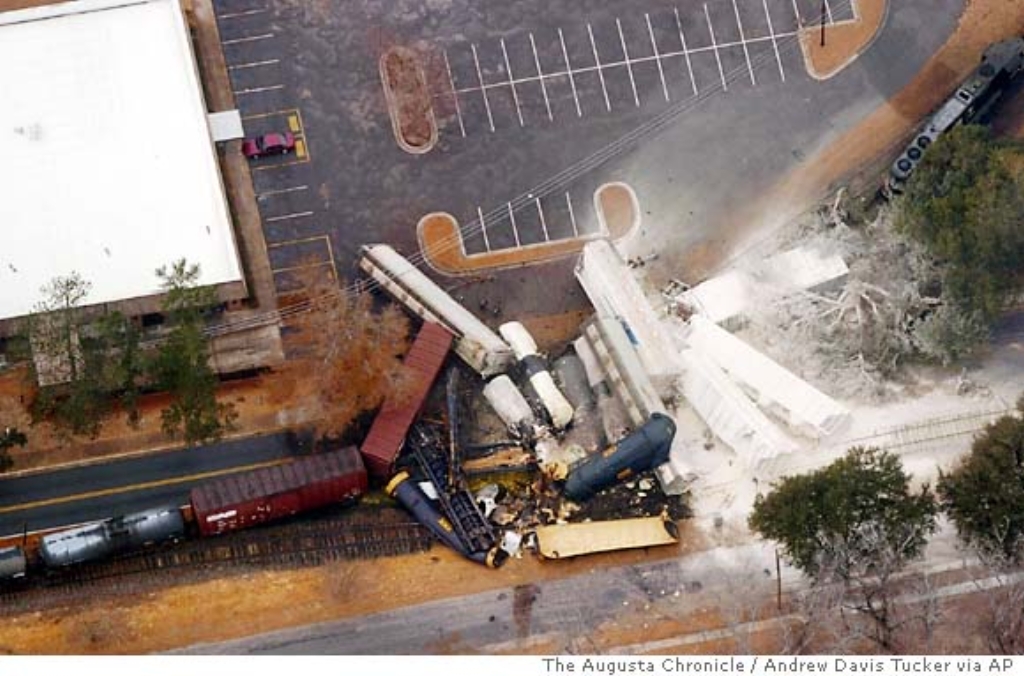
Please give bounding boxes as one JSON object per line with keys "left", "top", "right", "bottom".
{"left": 820, "top": 0, "right": 827, "bottom": 47}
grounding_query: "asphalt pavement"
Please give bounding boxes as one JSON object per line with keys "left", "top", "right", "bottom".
{"left": 214, "top": 0, "right": 963, "bottom": 319}
{"left": 0, "top": 432, "right": 297, "bottom": 536}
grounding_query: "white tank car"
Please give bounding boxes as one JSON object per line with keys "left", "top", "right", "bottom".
{"left": 498, "top": 322, "right": 574, "bottom": 430}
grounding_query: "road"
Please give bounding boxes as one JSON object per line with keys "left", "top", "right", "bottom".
{"left": 0, "top": 432, "right": 298, "bottom": 536}
{"left": 178, "top": 533, "right": 969, "bottom": 655}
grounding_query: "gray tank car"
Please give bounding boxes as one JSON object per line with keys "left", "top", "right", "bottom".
{"left": 0, "top": 546, "right": 27, "bottom": 581}
{"left": 39, "top": 505, "right": 186, "bottom": 568}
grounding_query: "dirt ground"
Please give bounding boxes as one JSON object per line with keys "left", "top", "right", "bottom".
{"left": 800, "top": 0, "right": 888, "bottom": 80}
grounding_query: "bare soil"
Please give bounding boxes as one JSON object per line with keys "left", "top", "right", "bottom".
{"left": 596, "top": 183, "right": 639, "bottom": 239}
{"left": 800, "top": 0, "right": 888, "bottom": 79}
{"left": 382, "top": 47, "right": 435, "bottom": 150}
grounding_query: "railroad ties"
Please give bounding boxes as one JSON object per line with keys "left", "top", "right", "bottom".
{"left": 0, "top": 510, "right": 433, "bottom": 607}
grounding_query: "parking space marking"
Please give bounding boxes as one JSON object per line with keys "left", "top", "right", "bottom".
{"left": 265, "top": 211, "right": 314, "bottom": 223}
{"left": 824, "top": 0, "right": 835, "bottom": 24}
{"left": 242, "top": 108, "right": 295, "bottom": 121}
{"left": 674, "top": 7, "right": 699, "bottom": 96}
{"left": 501, "top": 38, "right": 525, "bottom": 127}
{"left": 732, "top": 0, "right": 757, "bottom": 85}
{"left": 617, "top": 18, "right": 640, "bottom": 108}
{"left": 443, "top": 49, "right": 467, "bottom": 137}
{"left": 222, "top": 33, "right": 273, "bottom": 46}
{"left": 272, "top": 260, "right": 332, "bottom": 275}
{"left": 257, "top": 185, "right": 308, "bottom": 200}
{"left": 704, "top": 4, "right": 728, "bottom": 92}
{"left": 217, "top": 7, "right": 267, "bottom": 20}
{"left": 478, "top": 206, "right": 491, "bottom": 251}
{"left": 646, "top": 13, "right": 670, "bottom": 102}
{"left": 566, "top": 192, "right": 579, "bottom": 238}
{"left": 558, "top": 28, "right": 583, "bottom": 117}
{"left": 287, "top": 114, "right": 300, "bottom": 132}
{"left": 762, "top": 0, "right": 786, "bottom": 82}
{"left": 471, "top": 43, "right": 496, "bottom": 132}
{"left": 234, "top": 84, "right": 285, "bottom": 96}
{"left": 790, "top": 0, "right": 803, "bottom": 27}
{"left": 228, "top": 58, "right": 279, "bottom": 71}
{"left": 536, "top": 197, "right": 550, "bottom": 241}
{"left": 295, "top": 138, "right": 308, "bottom": 159}
{"left": 529, "top": 33, "right": 554, "bottom": 121}
{"left": 588, "top": 24, "right": 612, "bottom": 112}
{"left": 507, "top": 202, "right": 522, "bottom": 247}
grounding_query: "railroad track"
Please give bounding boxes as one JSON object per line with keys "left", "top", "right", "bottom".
{"left": 0, "top": 510, "right": 433, "bottom": 608}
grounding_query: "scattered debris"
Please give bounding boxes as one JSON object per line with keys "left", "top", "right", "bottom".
{"left": 534, "top": 514, "right": 680, "bottom": 560}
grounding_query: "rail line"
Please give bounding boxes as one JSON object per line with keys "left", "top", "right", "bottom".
{"left": 0, "top": 510, "right": 433, "bottom": 611}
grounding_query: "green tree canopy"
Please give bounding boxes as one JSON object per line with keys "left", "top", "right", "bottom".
{"left": 149, "top": 260, "right": 236, "bottom": 446}
{"left": 938, "top": 403, "right": 1024, "bottom": 566}
{"left": 897, "top": 125, "right": 1024, "bottom": 320}
{"left": 749, "top": 447, "right": 938, "bottom": 581}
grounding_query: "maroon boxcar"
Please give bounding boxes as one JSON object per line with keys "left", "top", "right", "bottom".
{"left": 360, "top": 322, "right": 453, "bottom": 480}
{"left": 190, "top": 447, "right": 368, "bottom": 537}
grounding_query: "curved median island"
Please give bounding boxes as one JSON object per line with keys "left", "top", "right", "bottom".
{"left": 418, "top": 183, "right": 640, "bottom": 276}
{"left": 380, "top": 46, "right": 438, "bottom": 154}
{"left": 800, "top": 0, "right": 889, "bottom": 80}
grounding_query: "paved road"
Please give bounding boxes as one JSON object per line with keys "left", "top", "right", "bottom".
{"left": 213, "top": 0, "right": 962, "bottom": 319}
{"left": 0, "top": 432, "right": 298, "bottom": 536}
{"left": 179, "top": 533, "right": 967, "bottom": 655}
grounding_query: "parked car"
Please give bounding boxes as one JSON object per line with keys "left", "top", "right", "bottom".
{"left": 242, "top": 131, "right": 296, "bottom": 159}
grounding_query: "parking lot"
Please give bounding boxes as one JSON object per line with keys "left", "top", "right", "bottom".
{"left": 210, "top": 0, "right": 954, "bottom": 316}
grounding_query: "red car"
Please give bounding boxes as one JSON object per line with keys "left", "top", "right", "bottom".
{"left": 242, "top": 132, "right": 296, "bottom": 159}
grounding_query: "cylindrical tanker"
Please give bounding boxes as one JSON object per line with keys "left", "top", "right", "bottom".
{"left": 482, "top": 374, "right": 536, "bottom": 436}
{"left": 563, "top": 413, "right": 676, "bottom": 502}
{"left": 0, "top": 546, "right": 27, "bottom": 582}
{"left": 386, "top": 471, "right": 505, "bottom": 568}
{"left": 499, "top": 322, "right": 574, "bottom": 430}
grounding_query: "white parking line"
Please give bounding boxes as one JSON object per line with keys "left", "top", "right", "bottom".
{"left": 824, "top": 0, "right": 835, "bottom": 24}
{"left": 234, "top": 84, "right": 285, "bottom": 95}
{"left": 507, "top": 202, "right": 522, "bottom": 247}
{"left": 617, "top": 18, "right": 640, "bottom": 108}
{"left": 222, "top": 33, "right": 273, "bottom": 45}
{"left": 501, "top": 38, "right": 525, "bottom": 127}
{"left": 791, "top": 0, "right": 803, "bottom": 27}
{"left": 645, "top": 13, "right": 670, "bottom": 102}
{"left": 588, "top": 23, "right": 612, "bottom": 112}
{"left": 559, "top": 28, "right": 583, "bottom": 117}
{"left": 265, "top": 211, "right": 314, "bottom": 223}
{"left": 674, "top": 7, "right": 698, "bottom": 97}
{"left": 449, "top": 32, "right": 802, "bottom": 98}
{"left": 478, "top": 206, "right": 491, "bottom": 251}
{"left": 217, "top": 7, "right": 267, "bottom": 19}
{"left": 535, "top": 198, "right": 550, "bottom": 241}
{"left": 731, "top": 0, "right": 757, "bottom": 86}
{"left": 529, "top": 33, "right": 554, "bottom": 122}
{"left": 704, "top": 4, "right": 728, "bottom": 92}
{"left": 471, "top": 43, "right": 496, "bottom": 133}
{"left": 257, "top": 185, "right": 308, "bottom": 199}
{"left": 762, "top": 0, "right": 786, "bottom": 82}
{"left": 443, "top": 50, "right": 467, "bottom": 137}
{"left": 566, "top": 192, "right": 579, "bottom": 237}
{"left": 228, "top": 58, "right": 279, "bottom": 71}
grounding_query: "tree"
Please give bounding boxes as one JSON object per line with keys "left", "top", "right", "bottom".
{"left": 0, "top": 427, "right": 26, "bottom": 473}
{"left": 749, "top": 447, "right": 938, "bottom": 650}
{"left": 897, "top": 125, "right": 1024, "bottom": 321}
{"left": 149, "top": 260, "right": 236, "bottom": 445}
{"left": 937, "top": 403, "right": 1024, "bottom": 566}
{"left": 286, "top": 262, "right": 412, "bottom": 439}
{"left": 28, "top": 272, "right": 107, "bottom": 438}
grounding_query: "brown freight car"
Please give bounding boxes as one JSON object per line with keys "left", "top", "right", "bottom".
{"left": 360, "top": 322, "right": 453, "bottom": 480}
{"left": 190, "top": 447, "right": 368, "bottom": 537}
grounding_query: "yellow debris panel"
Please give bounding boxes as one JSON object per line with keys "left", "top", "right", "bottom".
{"left": 535, "top": 515, "right": 680, "bottom": 560}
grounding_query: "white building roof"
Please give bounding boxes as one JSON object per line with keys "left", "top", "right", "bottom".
{"left": 0, "top": 0, "right": 243, "bottom": 321}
